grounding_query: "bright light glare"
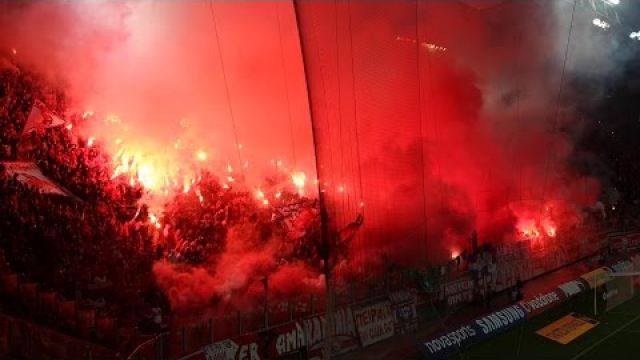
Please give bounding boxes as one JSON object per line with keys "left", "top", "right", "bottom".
{"left": 630, "top": 31, "right": 640, "bottom": 40}
{"left": 195, "top": 149, "right": 207, "bottom": 161}
{"left": 291, "top": 171, "right": 306, "bottom": 189}
{"left": 604, "top": 0, "right": 620, "bottom": 5}
{"left": 593, "top": 18, "right": 610, "bottom": 30}
{"left": 138, "top": 164, "right": 157, "bottom": 189}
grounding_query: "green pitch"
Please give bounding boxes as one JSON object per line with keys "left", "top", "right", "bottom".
{"left": 454, "top": 291, "right": 640, "bottom": 360}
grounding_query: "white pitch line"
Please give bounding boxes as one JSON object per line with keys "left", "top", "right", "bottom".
{"left": 570, "top": 312, "right": 640, "bottom": 360}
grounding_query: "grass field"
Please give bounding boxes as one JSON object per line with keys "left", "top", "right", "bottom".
{"left": 454, "top": 290, "right": 640, "bottom": 359}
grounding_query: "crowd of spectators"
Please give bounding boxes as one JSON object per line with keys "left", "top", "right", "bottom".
{"left": 163, "top": 173, "right": 321, "bottom": 265}
{"left": 1, "top": 68, "right": 51, "bottom": 159}
{"left": 5, "top": 49, "right": 637, "bottom": 356}
{"left": 1, "top": 63, "right": 169, "bottom": 351}
{"left": 1, "top": 58, "right": 323, "bottom": 352}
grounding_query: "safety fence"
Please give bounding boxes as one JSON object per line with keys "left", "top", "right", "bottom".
{"left": 1, "top": 228, "right": 633, "bottom": 360}
{"left": 137, "top": 290, "right": 419, "bottom": 360}
{"left": 128, "top": 228, "right": 637, "bottom": 360}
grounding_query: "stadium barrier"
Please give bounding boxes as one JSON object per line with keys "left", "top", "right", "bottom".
{"left": 125, "top": 229, "right": 636, "bottom": 360}
{"left": 418, "top": 251, "right": 640, "bottom": 359}
{"left": 125, "top": 289, "right": 417, "bottom": 360}
{"left": 0, "top": 228, "right": 623, "bottom": 360}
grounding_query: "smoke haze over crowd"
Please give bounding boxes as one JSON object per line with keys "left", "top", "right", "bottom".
{"left": 1, "top": 0, "right": 630, "bottom": 313}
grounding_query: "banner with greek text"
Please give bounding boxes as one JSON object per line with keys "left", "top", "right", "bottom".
{"left": 353, "top": 300, "right": 395, "bottom": 347}
{"left": 439, "top": 276, "right": 475, "bottom": 308}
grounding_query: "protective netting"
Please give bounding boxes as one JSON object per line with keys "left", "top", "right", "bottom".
{"left": 295, "top": 0, "right": 607, "bottom": 274}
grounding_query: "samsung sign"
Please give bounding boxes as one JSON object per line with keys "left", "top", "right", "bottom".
{"left": 420, "top": 304, "right": 526, "bottom": 358}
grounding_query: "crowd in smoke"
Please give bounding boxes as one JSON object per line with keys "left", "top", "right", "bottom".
{"left": 1, "top": 58, "right": 329, "bottom": 328}
{"left": 1, "top": 0, "right": 329, "bottom": 319}
{"left": 2, "top": 1, "right": 639, "bottom": 339}
{"left": 155, "top": 171, "right": 326, "bottom": 313}
{"left": 0, "top": 65, "right": 164, "bottom": 350}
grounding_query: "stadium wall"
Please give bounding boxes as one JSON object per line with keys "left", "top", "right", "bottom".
{"left": 121, "top": 230, "right": 637, "bottom": 360}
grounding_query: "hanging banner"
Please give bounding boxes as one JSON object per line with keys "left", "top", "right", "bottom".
{"left": 271, "top": 306, "right": 359, "bottom": 360}
{"left": 610, "top": 232, "right": 640, "bottom": 252}
{"left": 389, "top": 289, "right": 418, "bottom": 334}
{"left": 203, "top": 339, "right": 240, "bottom": 360}
{"left": 1, "top": 161, "right": 73, "bottom": 197}
{"left": 439, "top": 276, "right": 475, "bottom": 307}
{"left": 353, "top": 300, "right": 395, "bottom": 347}
{"left": 21, "top": 103, "right": 65, "bottom": 135}
{"left": 199, "top": 334, "right": 262, "bottom": 360}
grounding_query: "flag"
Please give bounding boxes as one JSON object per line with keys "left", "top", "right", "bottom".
{"left": 21, "top": 104, "right": 44, "bottom": 135}
{"left": 1, "top": 161, "right": 74, "bottom": 197}
{"left": 21, "top": 103, "right": 66, "bottom": 135}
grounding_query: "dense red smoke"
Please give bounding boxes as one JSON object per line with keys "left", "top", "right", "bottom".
{"left": 1, "top": 0, "right": 618, "bottom": 314}
{"left": 297, "top": 0, "right": 608, "bottom": 270}
{"left": 0, "top": 1, "right": 316, "bottom": 184}
{"left": 1, "top": 0, "right": 321, "bottom": 314}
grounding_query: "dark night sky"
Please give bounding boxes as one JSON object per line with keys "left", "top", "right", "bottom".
{"left": 576, "top": 0, "right": 640, "bottom": 200}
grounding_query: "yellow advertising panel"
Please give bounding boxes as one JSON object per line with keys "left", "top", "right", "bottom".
{"left": 536, "top": 313, "right": 598, "bottom": 345}
{"left": 580, "top": 267, "right": 611, "bottom": 288}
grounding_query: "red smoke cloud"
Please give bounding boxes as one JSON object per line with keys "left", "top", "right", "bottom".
{"left": 2, "top": 0, "right": 614, "bottom": 314}
{"left": 153, "top": 221, "right": 324, "bottom": 315}
{"left": 297, "top": 0, "right": 605, "bottom": 270}
{"left": 2, "top": 1, "right": 321, "bottom": 314}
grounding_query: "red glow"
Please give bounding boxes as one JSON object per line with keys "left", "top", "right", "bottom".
{"left": 0, "top": 0, "right": 609, "bottom": 316}
{"left": 513, "top": 201, "right": 565, "bottom": 240}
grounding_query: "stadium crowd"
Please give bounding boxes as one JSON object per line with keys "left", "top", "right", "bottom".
{"left": 1, "top": 59, "right": 322, "bottom": 351}
{"left": 1, "top": 63, "right": 168, "bottom": 350}
{"left": 3, "top": 51, "right": 640, "bottom": 357}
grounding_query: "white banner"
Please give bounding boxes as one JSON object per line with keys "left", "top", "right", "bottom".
{"left": 202, "top": 339, "right": 238, "bottom": 360}
{"left": 1, "top": 161, "right": 72, "bottom": 196}
{"left": 353, "top": 300, "right": 395, "bottom": 347}
{"left": 389, "top": 289, "right": 418, "bottom": 334}
{"left": 21, "top": 104, "right": 65, "bottom": 135}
